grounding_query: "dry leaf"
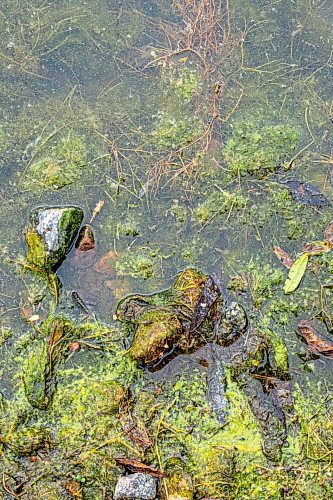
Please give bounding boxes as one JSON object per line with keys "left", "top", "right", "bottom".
{"left": 274, "top": 246, "right": 294, "bottom": 269}
{"left": 303, "top": 240, "right": 332, "bottom": 255}
{"left": 90, "top": 200, "right": 105, "bottom": 223}
{"left": 115, "top": 457, "right": 166, "bottom": 478}
{"left": 298, "top": 320, "right": 333, "bottom": 357}
{"left": 324, "top": 222, "right": 333, "bottom": 244}
{"left": 283, "top": 252, "right": 309, "bottom": 294}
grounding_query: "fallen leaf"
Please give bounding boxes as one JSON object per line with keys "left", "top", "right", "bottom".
{"left": 303, "top": 240, "right": 332, "bottom": 255}
{"left": 283, "top": 252, "right": 309, "bottom": 294}
{"left": 93, "top": 250, "right": 117, "bottom": 276}
{"left": 283, "top": 180, "right": 330, "bottom": 207}
{"left": 324, "top": 222, "right": 333, "bottom": 244}
{"left": 298, "top": 320, "right": 333, "bottom": 357}
{"left": 274, "top": 246, "right": 294, "bottom": 269}
{"left": 115, "top": 457, "right": 166, "bottom": 478}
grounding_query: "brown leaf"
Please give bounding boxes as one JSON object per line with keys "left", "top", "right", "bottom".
{"left": 324, "top": 222, "right": 333, "bottom": 244}
{"left": 93, "top": 250, "right": 117, "bottom": 276}
{"left": 273, "top": 246, "right": 294, "bottom": 269}
{"left": 303, "top": 240, "right": 333, "bottom": 255}
{"left": 115, "top": 457, "right": 166, "bottom": 478}
{"left": 298, "top": 320, "right": 333, "bottom": 357}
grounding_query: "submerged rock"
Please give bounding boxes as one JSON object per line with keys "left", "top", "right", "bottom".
{"left": 128, "top": 309, "right": 184, "bottom": 367}
{"left": 75, "top": 224, "right": 95, "bottom": 251}
{"left": 23, "top": 340, "right": 52, "bottom": 409}
{"left": 113, "top": 473, "right": 157, "bottom": 499}
{"left": 165, "top": 458, "right": 194, "bottom": 500}
{"left": 117, "top": 268, "right": 245, "bottom": 368}
{"left": 25, "top": 206, "right": 83, "bottom": 270}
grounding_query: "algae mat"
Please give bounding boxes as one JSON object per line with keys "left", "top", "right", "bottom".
{"left": 0, "top": 0, "right": 333, "bottom": 498}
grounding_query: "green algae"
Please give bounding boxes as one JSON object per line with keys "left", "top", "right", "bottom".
{"left": 0, "top": 0, "right": 333, "bottom": 497}
{"left": 28, "top": 131, "right": 87, "bottom": 190}
{"left": 224, "top": 122, "right": 299, "bottom": 178}
{"left": 153, "top": 111, "right": 203, "bottom": 150}
{"left": 193, "top": 189, "right": 248, "bottom": 225}
{"left": 115, "top": 247, "right": 159, "bottom": 279}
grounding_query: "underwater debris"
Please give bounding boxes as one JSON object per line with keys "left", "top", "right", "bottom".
{"left": 274, "top": 246, "right": 294, "bottom": 269}
{"left": 298, "top": 320, "right": 333, "bottom": 357}
{"left": 115, "top": 457, "right": 165, "bottom": 478}
{"left": 282, "top": 180, "right": 330, "bottom": 206}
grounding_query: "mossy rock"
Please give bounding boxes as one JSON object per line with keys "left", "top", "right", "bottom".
{"left": 23, "top": 339, "right": 51, "bottom": 409}
{"left": 5, "top": 425, "right": 51, "bottom": 456}
{"left": 165, "top": 457, "right": 194, "bottom": 500}
{"left": 25, "top": 206, "right": 83, "bottom": 270}
{"left": 128, "top": 309, "right": 184, "bottom": 367}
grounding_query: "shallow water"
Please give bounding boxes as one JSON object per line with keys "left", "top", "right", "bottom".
{"left": 1, "top": 0, "right": 333, "bottom": 498}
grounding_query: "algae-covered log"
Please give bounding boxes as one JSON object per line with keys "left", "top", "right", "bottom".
{"left": 25, "top": 206, "right": 83, "bottom": 270}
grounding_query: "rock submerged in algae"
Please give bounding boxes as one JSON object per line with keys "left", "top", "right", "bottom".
{"left": 25, "top": 206, "right": 83, "bottom": 270}
{"left": 165, "top": 458, "right": 194, "bottom": 500}
{"left": 23, "top": 340, "right": 51, "bottom": 409}
{"left": 117, "top": 268, "right": 240, "bottom": 368}
{"left": 128, "top": 309, "right": 184, "bottom": 367}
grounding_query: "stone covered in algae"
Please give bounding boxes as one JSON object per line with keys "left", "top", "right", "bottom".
{"left": 118, "top": 268, "right": 217, "bottom": 367}
{"left": 165, "top": 457, "right": 194, "bottom": 500}
{"left": 128, "top": 309, "right": 184, "bottom": 367}
{"left": 23, "top": 339, "right": 51, "bottom": 409}
{"left": 25, "top": 206, "right": 83, "bottom": 270}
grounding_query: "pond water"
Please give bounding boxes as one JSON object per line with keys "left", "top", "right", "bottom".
{"left": 0, "top": 0, "right": 333, "bottom": 498}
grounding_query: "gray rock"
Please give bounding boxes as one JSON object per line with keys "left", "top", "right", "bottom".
{"left": 114, "top": 473, "right": 157, "bottom": 499}
{"left": 25, "top": 206, "right": 83, "bottom": 270}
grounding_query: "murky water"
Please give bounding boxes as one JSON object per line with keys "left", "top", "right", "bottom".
{"left": 1, "top": 0, "right": 333, "bottom": 498}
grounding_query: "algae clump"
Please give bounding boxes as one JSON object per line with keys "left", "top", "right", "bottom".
{"left": 28, "top": 131, "right": 87, "bottom": 190}
{"left": 224, "top": 122, "right": 299, "bottom": 177}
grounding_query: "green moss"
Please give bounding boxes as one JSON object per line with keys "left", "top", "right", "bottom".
{"left": 224, "top": 122, "right": 299, "bottom": 177}
{"left": 165, "top": 457, "right": 194, "bottom": 499}
{"left": 267, "top": 328, "right": 289, "bottom": 375}
{"left": 25, "top": 229, "right": 48, "bottom": 269}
